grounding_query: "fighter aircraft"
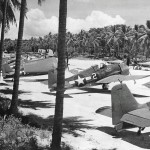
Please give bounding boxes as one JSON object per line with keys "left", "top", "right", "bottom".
{"left": 2, "top": 56, "right": 58, "bottom": 78}
{"left": 48, "top": 62, "right": 149, "bottom": 91}
{"left": 96, "top": 83, "right": 150, "bottom": 135}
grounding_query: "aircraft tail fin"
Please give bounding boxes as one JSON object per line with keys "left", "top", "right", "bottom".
{"left": 48, "top": 69, "right": 57, "bottom": 89}
{"left": 2, "top": 63, "right": 14, "bottom": 77}
{"left": 111, "top": 84, "right": 139, "bottom": 125}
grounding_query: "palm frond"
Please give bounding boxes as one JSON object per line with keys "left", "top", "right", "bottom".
{"left": 146, "top": 20, "right": 150, "bottom": 29}
{"left": 38, "top": 0, "right": 45, "bottom": 6}
{"left": 134, "top": 24, "right": 139, "bottom": 31}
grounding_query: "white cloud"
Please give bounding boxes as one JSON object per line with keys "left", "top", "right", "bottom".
{"left": 24, "top": 9, "right": 58, "bottom": 38}
{"left": 67, "top": 11, "right": 125, "bottom": 33}
{"left": 5, "top": 9, "right": 125, "bottom": 39}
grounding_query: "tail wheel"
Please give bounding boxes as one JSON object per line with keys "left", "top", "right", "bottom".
{"left": 102, "top": 84, "right": 109, "bottom": 90}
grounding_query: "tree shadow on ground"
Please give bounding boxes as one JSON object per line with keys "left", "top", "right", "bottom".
{"left": 21, "top": 114, "right": 95, "bottom": 137}
{"left": 20, "top": 78, "right": 48, "bottom": 83}
{"left": 97, "top": 126, "right": 150, "bottom": 149}
{"left": 0, "top": 88, "right": 30, "bottom": 95}
{"left": 0, "top": 82, "right": 9, "bottom": 86}
{"left": 42, "top": 92, "right": 73, "bottom": 98}
{"left": 71, "top": 87, "right": 149, "bottom": 98}
{"left": 18, "top": 99, "right": 55, "bottom": 110}
{"left": 0, "top": 96, "right": 55, "bottom": 116}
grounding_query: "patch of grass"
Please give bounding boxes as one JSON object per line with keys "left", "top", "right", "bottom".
{"left": 0, "top": 115, "right": 46, "bottom": 150}
{"left": 0, "top": 94, "right": 11, "bottom": 116}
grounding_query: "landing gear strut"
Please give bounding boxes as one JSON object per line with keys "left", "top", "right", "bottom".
{"left": 137, "top": 127, "right": 145, "bottom": 135}
{"left": 102, "top": 83, "right": 109, "bottom": 90}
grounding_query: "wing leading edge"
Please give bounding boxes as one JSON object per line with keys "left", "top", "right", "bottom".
{"left": 96, "top": 75, "right": 150, "bottom": 84}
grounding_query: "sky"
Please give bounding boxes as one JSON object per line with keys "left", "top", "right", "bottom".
{"left": 5, "top": 0, "right": 150, "bottom": 40}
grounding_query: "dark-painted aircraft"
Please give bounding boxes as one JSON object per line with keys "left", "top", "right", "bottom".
{"left": 48, "top": 62, "right": 149, "bottom": 91}
{"left": 96, "top": 83, "right": 150, "bottom": 135}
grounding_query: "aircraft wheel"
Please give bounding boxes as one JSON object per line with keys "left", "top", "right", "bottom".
{"left": 102, "top": 84, "right": 109, "bottom": 90}
{"left": 114, "top": 126, "right": 119, "bottom": 136}
{"left": 137, "top": 129, "right": 141, "bottom": 136}
{"left": 137, "top": 127, "right": 145, "bottom": 136}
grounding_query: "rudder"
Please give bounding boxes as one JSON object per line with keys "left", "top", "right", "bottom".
{"left": 111, "top": 84, "right": 139, "bottom": 125}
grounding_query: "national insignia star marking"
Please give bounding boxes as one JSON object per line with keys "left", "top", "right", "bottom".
{"left": 75, "top": 75, "right": 85, "bottom": 86}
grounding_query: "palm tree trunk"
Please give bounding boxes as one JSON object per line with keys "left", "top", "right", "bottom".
{"left": 0, "top": 0, "right": 8, "bottom": 75}
{"left": 9, "top": 0, "right": 26, "bottom": 115}
{"left": 51, "top": 0, "right": 67, "bottom": 149}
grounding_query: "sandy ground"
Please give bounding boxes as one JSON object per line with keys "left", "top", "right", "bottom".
{"left": 2, "top": 58, "right": 150, "bottom": 150}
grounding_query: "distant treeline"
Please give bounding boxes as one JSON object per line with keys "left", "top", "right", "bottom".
{"left": 3, "top": 22, "right": 150, "bottom": 59}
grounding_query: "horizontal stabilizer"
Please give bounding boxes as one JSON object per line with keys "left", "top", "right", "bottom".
{"left": 95, "top": 106, "right": 112, "bottom": 118}
{"left": 121, "top": 108, "right": 150, "bottom": 128}
{"left": 96, "top": 75, "right": 150, "bottom": 84}
{"left": 69, "top": 69, "right": 79, "bottom": 75}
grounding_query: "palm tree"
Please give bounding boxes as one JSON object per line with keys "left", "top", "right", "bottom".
{"left": 9, "top": 0, "right": 45, "bottom": 115}
{"left": 105, "top": 25, "right": 121, "bottom": 57}
{"left": 9, "top": 0, "right": 26, "bottom": 115}
{"left": 38, "top": 0, "right": 45, "bottom": 5}
{"left": 138, "top": 21, "right": 150, "bottom": 58}
{"left": 0, "top": 0, "right": 8, "bottom": 81}
{"left": 51, "top": 0, "right": 67, "bottom": 149}
{"left": 0, "top": 6, "right": 2, "bottom": 23}
{"left": 128, "top": 25, "right": 140, "bottom": 59}
{"left": 0, "top": 0, "right": 20, "bottom": 82}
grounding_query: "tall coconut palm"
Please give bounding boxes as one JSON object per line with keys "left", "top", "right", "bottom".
{"left": 105, "top": 25, "right": 122, "bottom": 57}
{"left": 51, "top": 0, "right": 67, "bottom": 149}
{"left": 9, "top": 0, "right": 45, "bottom": 115}
{"left": 0, "top": 0, "right": 8, "bottom": 81}
{"left": 138, "top": 21, "right": 150, "bottom": 58}
{"left": 0, "top": 6, "right": 2, "bottom": 23}
{"left": 128, "top": 25, "right": 140, "bottom": 59}
{"left": 9, "top": 0, "right": 26, "bottom": 115}
{"left": 0, "top": 0, "right": 20, "bottom": 82}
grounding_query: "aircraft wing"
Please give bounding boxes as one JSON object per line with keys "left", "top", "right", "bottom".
{"left": 121, "top": 108, "right": 150, "bottom": 128}
{"left": 69, "top": 68, "right": 84, "bottom": 75}
{"left": 138, "top": 62, "right": 150, "bottom": 67}
{"left": 96, "top": 75, "right": 150, "bottom": 84}
{"left": 107, "top": 60, "right": 123, "bottom": 64}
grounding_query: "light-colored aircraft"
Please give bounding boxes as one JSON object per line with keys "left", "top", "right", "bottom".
{"left": 2, "top": 56, "right": 58, "bottom": 78}
{"left": 96, "top": 83, "right": 150, "bottom": 135}
{"left": 133, "top": 61, "right": 150, "bottom": 71}
{"left": 23, "top": 57, "right": 57, "bottom": 75}
{"left": 48, "top": 62, "right": 149, "bottom": 91}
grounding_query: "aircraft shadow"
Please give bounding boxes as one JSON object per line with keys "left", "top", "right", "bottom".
{"left": 97, "top": 126, "right": 150, "bottom": 149}
{"left": 42, "top": 92, "right": 73, "bottom": 98}
{"left": 18, "top": 99, "right": 55, "bottom": 110}
{"left": 71, "top": 87, "right": 149, "bottom": 98}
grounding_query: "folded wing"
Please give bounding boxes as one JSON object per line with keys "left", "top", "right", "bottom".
{"left": 121, "top": 108, "right": 150, "bottom": 128}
